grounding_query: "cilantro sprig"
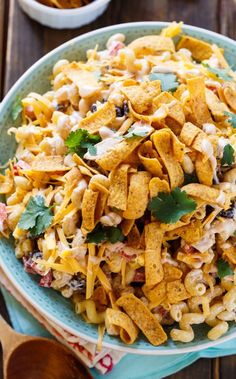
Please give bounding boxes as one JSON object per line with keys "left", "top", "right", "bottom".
{"left": 148, "top": 187, "right": 197, "bottom": 224}
{"left": 123, "top": 126, "right": 150, "bottom": 139}
{"left": 202, "top": 63, "right": 233, "bottom": 81}
{"left": 221, "top": 144, "right": 235, "bottom": 166}
{"left": 65, "top": 129, "right": 101, "bottom": 157}
{"left": 217, "top": 258, "right": 234, "bottom": 279}
{"left": 183, "top": 172, "right": 199, "bottom": 185}
{"left": 18, "top": 196, "right": 53, "bottom": 237}
{"left": 149, "top": 73, "right": 179, "bottom": 92}
{"left": 87, "top": 224, "right": 124, "bottom": 244}
{"left": 12, "top": 97, "right": 23, "bottom": 121}
{"left": 224, "top": 111, "right": 236, "bottom": 128}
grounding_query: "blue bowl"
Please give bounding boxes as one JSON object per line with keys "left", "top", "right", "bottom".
{"left": 0, "top": 22, "right": 236, "bottom": 355}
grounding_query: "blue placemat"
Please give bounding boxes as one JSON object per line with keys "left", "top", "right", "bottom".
{"left": 1, "top": 286, "right": 236, "bottom": 379}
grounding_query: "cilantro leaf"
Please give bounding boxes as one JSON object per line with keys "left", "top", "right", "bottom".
{"left": 202, "top": 63, "right": 233, "bottom": 81}
{"left": 87, "top": 224, "right": 107, "bottom": 244}
{"left": 183, "top": 172, "right": 199, "bottom": 185}
{"left": 148, "top": 187, "right": 197, "bottom": 224}
{"left": 87, "top": 144, "right": 97, "bottom": 156}
{"left": 65, "top": 129, "right": 101, "bottom": 157}
{"left": 12, "top": 97, "right": 23, "bottom": 121}
{"left": 18, "top": 196, "right": 53, "bottom": 237}
{"left": 234, "top": 231, "right": 236, "bottom": 237}
{"left": 221, "top": 144, "right": 235, "bottom": 166}
{"left": 224, "top": 111, "right": 236, "bottom": 128}
{"left": 87, "top": 224, "right": 124, "bottom": 244}
{"left": 123, "top": 126, "right": 150, "bottom": 139}
{"left": 217, "top": 258, "right": 234, "bottom": 279}
{"left": 106, "top": 227, "right": 124, "bottom": 244}
{"left": 149, "top": 73, "right": 179, "bottom": 92}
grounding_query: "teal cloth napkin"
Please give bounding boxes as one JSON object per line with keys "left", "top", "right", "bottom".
{"left": 1, "top": 286, "right": 236, "bottom": 379}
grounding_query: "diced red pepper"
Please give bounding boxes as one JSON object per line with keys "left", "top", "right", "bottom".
{"left": 22, "top": 256, "right": 44, "bottom": 276}
{"left": 0, "top": 203, "right": 7, "bottom": 232}
{"left": 109, "top": 41, "right": 125, "bottom": 57}
{"left": 183, "top": 244, "right": 197, "bottom": 254}
{"left": 132, "top": 270, "right": 145, "bottom": 283}
{"left": 39, "top": 270, "right": 53, "bottom": 288}
{"left": 25, "top": 105, "right": 36, "bottom": 121}
{"left": 120, "top": 251, "right": 137, "bottom": 262}
{"left": 13, "top": 160, "right": 30, "bottom": 176}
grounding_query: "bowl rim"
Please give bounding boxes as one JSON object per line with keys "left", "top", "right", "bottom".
{"left": 19, "top": 0, "right": 111, "bottom": 15}
{"left": 1, "top": 21, "right": 236, "bottom": 354}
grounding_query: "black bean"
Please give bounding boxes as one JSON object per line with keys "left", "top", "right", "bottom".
{"left": 56, "top": 103, "right": 66, "bottom": 112}
{"left": 123, "top": 101, "right": 129, "bottom": 115}
{"left": 115, "top": 101, "right": 129, "bottom": 118}
{"left": 115, "top": 106, "right": 124, "bottom": 117}
{"left": 69, "top": 275, "right": 86, "bottom": 292}
{"left": 219, "top": 207, "right": 235, "bottom": 219}
{"left": 31, "top": 251, "right": 43, "bottom": 260}
{"left": 91, "top": 104, "right": 97, "bottom": 113}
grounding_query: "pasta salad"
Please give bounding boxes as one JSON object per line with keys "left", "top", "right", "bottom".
{"left": 0, "top": 22, "right": 236, "bottom": 346}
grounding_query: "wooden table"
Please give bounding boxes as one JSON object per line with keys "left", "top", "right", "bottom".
{"left": 0, "top": 0, "right": 236, "bottom": 377}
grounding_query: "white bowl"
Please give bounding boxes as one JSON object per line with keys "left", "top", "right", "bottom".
{"left": 18, "top": 0, "right": 111, "bottom": 29}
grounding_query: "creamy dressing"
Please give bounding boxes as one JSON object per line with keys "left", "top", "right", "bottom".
{"left": 55, "top": 84, "right": 76, "bottom": 101}
{"left": 168, "top": 100, "right": 177, "bottom": 108}
{"left": 57, "top": 114, "right": 69, "bottom": 128}
{"left": 84, "top": 136, "right": 120, "bottom": 160}
{"left": 202, "top": 123, "right": 217, "bottom": 135}
{"left": 79, "top": 85, "right": 99, "bottom": 98}
{"left": 53, "top": 59, "right": 69, "bottom": 76}
{"left": 64, "top": 154, "right": 76, "bottom": 167}
{"left": 161, "top": 252, "right": 178, "bottom": 267}
{"left": 160, "top": 51, "right": 171, "bottom": 61}
{"left": 97, "top": 50, "right": 110, "bottom": 60}
{"left": 71, "top": 179, "right": 88, "bottom": 206}
{"left": 205, "top": 79, "right": 222, "bottom": 89}
{"left": 129, "top": 123, "right": 153, "bottom": 135}
{"left": 217, "top": 137, "right": 230, "bottom": 158}
{"left": 192, "top": 233, "right": 216, "bottom": 253}
{"left": 52, "top": 99, "right": 58, "bottom": 109}
{"left": 84, "top": 122, "right": 152, "bottom": 160}
{"left": 201, "top": 138, "right": 219, "bottom": 183}
{"left": 177, "top": 68, "right": 201, "bottom": 76}
{"left": 136, "top": 59, "right": 150, "bottom": 77}
{"left": 178, "top": 48, "right": 192, "bottom": 58}
{"left": 100, "top": 212, "right": 122, "bottom": 227}
{"left": 153, "top": 105, "right": 168, "bottom": 119}
{"left": 180, "top": 90, "right": 190, "bottom": 102}
{"left": 207, "top": 55, "right": 220, "bottom": 68}
{"left": 99, "top": 126, "right": 116, "bottom": 139}
{"left": 106, "top": 33, "right": 125, "bottom": 49}
{"left": 69, "top": 111, "right": 82, "bottom": 125}
{"left": 215, "top": 190, "right": 226, "bottom": 206}
{"left": 152, "top": 65, "right": 174, "bottom": 73}
{"left": 53, "top": 72, "right": 64, "bottom": 87}
{"left": 193, "top": 219, "right": 236, "bottom": 252}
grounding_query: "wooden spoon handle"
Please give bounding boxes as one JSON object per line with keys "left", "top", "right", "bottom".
{"left": 0, "top": 315, "right": 16, "bottom": 346}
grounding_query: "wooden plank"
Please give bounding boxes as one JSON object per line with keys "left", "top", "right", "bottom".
{"left": 220, "top": 355, "right": 236, "bottom": 379}
{"left": 0, "top": 289, "right": 11, "bottom": 379}
{"left": 4, "top": 0, "right": 44, "bottom": 93}
{"left": 166, "top": 359, "right": 212, "bottom": 379}
{"left": 167, "top": 0, "right": 218, "bottom": 31}
{"left": 0, "top": 0, "right": 9, "bottom": 98}
{"left": 212, "top": 357, "right": 220, "bottom": 379}
{"left": 218, "top": 0, "right": 236, "bottom": 39}
{"left": 218, "top": 2, "right": 236, "bottom": 377}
